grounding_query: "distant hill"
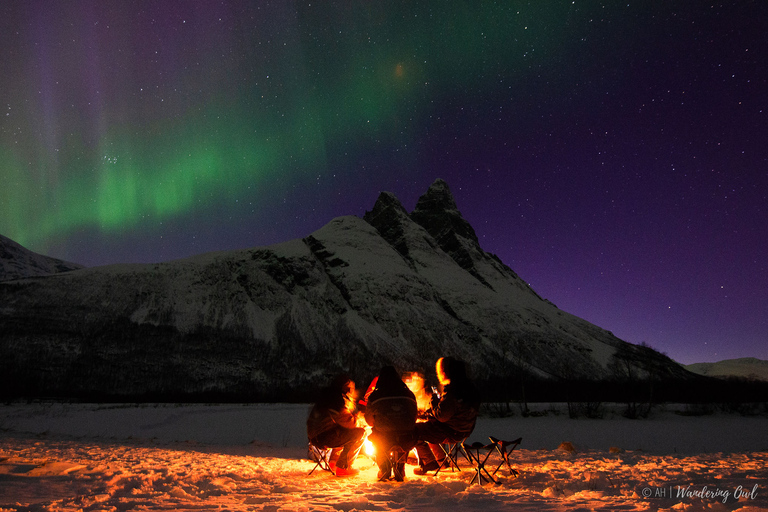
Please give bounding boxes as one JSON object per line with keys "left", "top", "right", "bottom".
{"left": 1, "top": 234, "right": 84, "bottom": 282}
{"left": 685, "top": 358, "right": 768, "bottom": 381}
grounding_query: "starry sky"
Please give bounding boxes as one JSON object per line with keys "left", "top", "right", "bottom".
{"left": 1, "top": 1, "right": 766, "bottom": 365}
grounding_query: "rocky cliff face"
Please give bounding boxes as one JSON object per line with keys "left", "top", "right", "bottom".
{"left": 0, "top": 180, "right": 689, "bottom": 399}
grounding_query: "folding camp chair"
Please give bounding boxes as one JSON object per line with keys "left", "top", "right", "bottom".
{"left": 433, "top": 437, "right": 468, "bottom": 476}
{"left": 462, "top": 441, "right": 498, "bottom": 485}
{"left": 489, "top": 436, "right": 522, "bottom": 478}
{"left": 308, "top": 443, "right": 335, "bottom": 476}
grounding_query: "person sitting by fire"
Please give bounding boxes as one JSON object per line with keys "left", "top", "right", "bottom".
{"left": 306, "top": 374, "right": 366, "bottom": 476}
{"left": 364, "top": 366, "right": 418, "bottom": 481}
{"left": 413, "top": 357, "right": 481, "bottom": 475}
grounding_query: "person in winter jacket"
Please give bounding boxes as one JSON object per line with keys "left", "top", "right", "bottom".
{"left": 413, "top": 357, "right": 481, "bottom": 474}
{"left": 306, "top": 374, "right": 366, "bottom": 476}
{"left": 364, "top": 366, "right": 418, "bottom": 481}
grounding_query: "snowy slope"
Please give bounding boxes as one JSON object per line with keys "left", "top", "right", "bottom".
{"left": 0, "top": 234, "right": 83, "bottom": 282}
{"left": 0, "top": 180, "right": 690, "bottom": 398}
{"left": 685, "top": 358, "right": 768, "bottom": 381}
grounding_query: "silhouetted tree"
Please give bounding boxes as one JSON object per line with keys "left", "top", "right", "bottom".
{"left": 609, "top": 342, "right": 671, "bottom": 418}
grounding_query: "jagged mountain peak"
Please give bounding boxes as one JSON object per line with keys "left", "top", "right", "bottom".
{"left": 415, "top": 178, "right": 458, "bottom": 211}
{"left": 363, "top": 191, "right": 414, "bottom": 260}
{"left": 411, "top": 179, "right": 480, "bottom": 246}
{"left": 363, "top": 180, "right": 525, "bottom": 292}
{"left": 364, "top": 191, "right": 409, "bottom": 221}
{"left": 406, "top": 179, "right": 487, "bottom": 283}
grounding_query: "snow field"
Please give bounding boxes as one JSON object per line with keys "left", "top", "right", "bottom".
{"left": 1, "top": 403, "right": 766, "bottom": 511}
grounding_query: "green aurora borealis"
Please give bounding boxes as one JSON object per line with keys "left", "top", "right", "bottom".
{"left": 2, "top": 2, "right": 567, "bottom": 252}
{"left": 2, "top": 1, "right": 767, "bottom": 365}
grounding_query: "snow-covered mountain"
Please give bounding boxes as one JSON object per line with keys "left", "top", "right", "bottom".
{"left": 0, "top": 234, "right": 83, "bottom": 282}
{"left": 0, "top": 180, "right": 690, "bottom": 399}
{"left": 685, "top": 358, "right": 768, "bottom": 381}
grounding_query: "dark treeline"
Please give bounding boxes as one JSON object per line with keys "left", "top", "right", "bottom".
{"left": 479, "top": 373, "right": 768, "bottom": 404}
{"left": 478, "top": 373, "right": 768, "bottom": 418}
{"left": 4, "top": 372, "right": 768, "bottom": 412}
{"left": 3, "top": 318, "right": 766, "bottom": 407}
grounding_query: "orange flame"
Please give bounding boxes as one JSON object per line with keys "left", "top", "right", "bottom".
{"left": 364, "top": 438, "right": 375, "bottom": 457}
{"left": 403, "top": 372, "right": 432, "bottom": 413}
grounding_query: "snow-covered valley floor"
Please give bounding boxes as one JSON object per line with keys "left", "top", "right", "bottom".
{"left": 1, "top": 403, "right": 766, "bottom": 511}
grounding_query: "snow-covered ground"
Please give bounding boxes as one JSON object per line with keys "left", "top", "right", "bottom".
{"left": 1, "top": 402, "right": 766, "bottom": 511}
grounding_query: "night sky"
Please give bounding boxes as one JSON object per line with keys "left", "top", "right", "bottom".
{"left": 1, "top": 1, "right": 766, "bottom": 365}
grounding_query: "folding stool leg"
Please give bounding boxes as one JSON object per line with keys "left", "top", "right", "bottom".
{"left": 489, "top": 436, "right": 521, "bottom": 478}
{"left": 390, "top": 446, "right": 407, "bottom": 482}
{"left": 463, "top": 442, "right": 498, "bottom": 485}
{"left": 308, "top": 444, "right": 335, "bottom": 476}
{"left": 434, "top": 438, "right": 466, "bottom": 476}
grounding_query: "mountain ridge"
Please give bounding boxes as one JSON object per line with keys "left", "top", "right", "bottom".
{"left": 0, "top": 179, "right": 691, "bottom": 399}
{"left": 1, "top": 234, "right": 84, "bottom": 282}
{"left": 685, "top": 357, "right": 768, "bottom": 382}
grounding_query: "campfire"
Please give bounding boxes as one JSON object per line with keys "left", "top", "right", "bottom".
{"left": 356, "top": 371, "right": 434, "bottom": 461}
{"left": 363, "top": 437, "right": 376, "bottom": 457}
{"left": 403, "top": 371, "right": 435, "bottom": 416}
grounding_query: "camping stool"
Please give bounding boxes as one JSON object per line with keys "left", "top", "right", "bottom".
{"left": 380, "top": 445, "right": 409, "bottom": 482}
{"left": 434, "top": 437, "right": 468, "bottom": 476}
{"left": 489, "top": 436, "right": 522, "bottom": 478}
{"left": 462, "top": 441, "right": 498, "bottom": 485}
{"left": 308, "top": 443, "right": 335, "bottom": 476}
